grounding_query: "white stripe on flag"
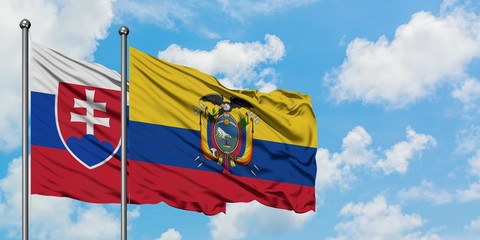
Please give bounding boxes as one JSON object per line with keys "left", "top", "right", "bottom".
{"left": 31, "top": 41, "right": 120, "bottom": 94}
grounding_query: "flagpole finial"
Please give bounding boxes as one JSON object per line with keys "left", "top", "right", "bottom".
{"left": 19, "top": 19, "right": 31, "bottom": 29}
{"left": 119, "top": 26, "right": 129, "bottom": 36}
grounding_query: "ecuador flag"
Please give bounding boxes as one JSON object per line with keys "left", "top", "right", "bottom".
{"left": 128, "top": 47, "right": 317, "bottom": 215}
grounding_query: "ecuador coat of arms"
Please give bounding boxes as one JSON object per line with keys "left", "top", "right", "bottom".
{"left": 193, "top": 93, "right": 261, "bottom": 175}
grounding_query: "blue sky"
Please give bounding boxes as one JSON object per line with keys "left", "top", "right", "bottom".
{"left": 1, "top": 0, "right": 480, "bottom": 239}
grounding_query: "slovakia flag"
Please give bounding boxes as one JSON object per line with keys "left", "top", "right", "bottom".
{"left": 31, "top": 42, "right": 122, "bottom": 202}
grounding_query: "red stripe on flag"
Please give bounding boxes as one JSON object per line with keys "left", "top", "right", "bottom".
{"left": 128, "top": 160, "right": 316, "bottom": 214}
{"left": 32, "top": 145, "right": 316, "bottom": 215}
{"left": 31, "top": 145, "right": 121, "bottom": 202}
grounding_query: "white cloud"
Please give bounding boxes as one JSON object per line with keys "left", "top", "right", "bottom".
{"left": 326, "top": 7, "right": 480, "bottom": 108}
{"left": 457, "top": 182, "right": 480, "bottom": 202}
{"left": 316, "top": 126, "right": 435, "bottom": 191}
{"left": 440, "top": 0, "right": 459, "bottom": 13}
{"left": 435, "top": 216, "right": 480, "bottom": 240}
{"left": 115, "top": 0, "right": 194, "bottom": 29}
{"left": 455, "top": 125, "right": 480, "bottom": 154}
{"left": 452, "top": 78, "right": 480, "bottom": 111}
{"left": 0, "top": 0, "right": 115, "bottom": 151}
{"left": 255, "top": 79, "right": 278, "bottom": 93}
{"left": 0, "top": 158, "right": 120, "bottom": 239}
{"left": 31, "top": 201, "right": 119, "bottom": 240}
{"left": 465, "top": 216, "right": 480, "bottom": 233}
{"left": 403, "top": 232, "right": 442, "bottom": 240}
{"left": 217, "top": 0, "right": 319, "bottom": 21}
{"left": 315, "top": 148, "right": 353, "bottom": 191}
{"left": 0, "top": 158, "right": 22, "bottom": 231}
{"left": 209, "top": 201, "right": 314, "bottom": 240}
{"left": 158, "top": 34, "right": 285, "bottom": 91}
{"left": 468, "top": 150, "right": 480, "bottom": 177}
{"left": 339, "top": 126, "right": 376, "bottom": 167}
{"left": 315, "top": 126, "right": 375, "bottom": 190}
{"left": 5, "top": 0, "right": 115, "bottom": 60}
{"left": 328, "top": 196, "right": 431, "bottom": 240}
{"left": 375, "top": 127, "right": 436, "bottom": 175}
{"left": 116, "top": 0, "right": 319, "bottom": 30}
{"left": 128, "top": 206, "right": 141, "bottom": 219}
{"left": 456, "top": 149, "right": 480, "bottom": 202}
{"left": 396, "top": 180, "right": 452, "bottom": 205}
{"left": 155, "top": 228, "right": 182, "bottom": 240}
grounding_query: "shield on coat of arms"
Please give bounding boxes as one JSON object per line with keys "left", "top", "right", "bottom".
{"left": 56, "top": 82, "right": 121, "bottom": 169}
{"left": 214, "top": 114, "right": 239, "bottom": 154}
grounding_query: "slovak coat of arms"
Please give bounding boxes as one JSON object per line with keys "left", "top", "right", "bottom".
{"left": 56, "top": 82, "right": 121, "bottom": 169}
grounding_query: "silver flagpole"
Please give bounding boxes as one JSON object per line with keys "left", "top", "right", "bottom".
{"left": 20, "top": 18, "right": 31, "bottom": 240}
{"left": 119, "top": 26, "right": 129, "bottom": 240}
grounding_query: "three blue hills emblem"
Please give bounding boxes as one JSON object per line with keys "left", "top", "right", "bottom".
{"left": 193, "top": 93, "right": 261, "bottom": 175}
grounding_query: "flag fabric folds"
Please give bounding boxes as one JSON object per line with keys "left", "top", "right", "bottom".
{"left": 128, "top": 47, "right": 317, "bottom": 215}
{"left": 30, "top": 41, "right": 317, "bottom": 215}
{"left": 31, "top": 42, "right": 122, "bottom": 202}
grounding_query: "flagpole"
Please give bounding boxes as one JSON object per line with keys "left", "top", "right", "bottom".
{"left": 20, "top": 18, "right": 31, "bottom": 240}
{"left": 119, "top": 25, "right": 129, "bottom": 240}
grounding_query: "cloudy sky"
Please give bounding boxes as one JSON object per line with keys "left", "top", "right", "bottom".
{"left": 1, "top": 0, "right": 480, "bottom": 239}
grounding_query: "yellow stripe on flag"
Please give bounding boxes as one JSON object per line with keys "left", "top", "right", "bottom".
{"left": 129, "top": 47, "right": 317, "bottom": 148}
